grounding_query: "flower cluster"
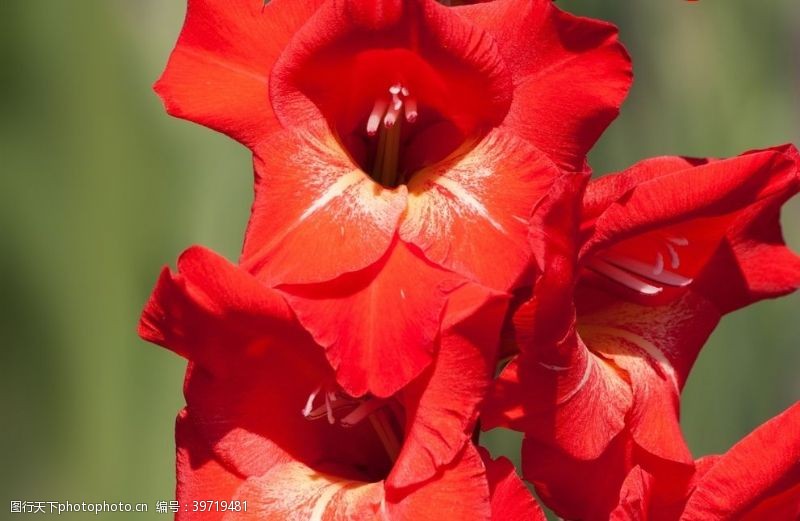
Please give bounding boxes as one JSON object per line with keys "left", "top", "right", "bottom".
{"left": 139, "top": 1, "right": 800, "bottom": 519}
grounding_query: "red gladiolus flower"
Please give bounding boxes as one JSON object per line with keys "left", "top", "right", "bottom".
{"left": 610, "top": 401, "right": 800, "bottom": 521}
{"left": 483, "top": 145, "right": 800, "bottom": 519}
{"left": 176, "top": 413, "right": 546, "bottom": 521}
{"left": 154, "top": 0, "right": 632, "bottom": 398}
{"left": 139, "top": 246, "right": 549, "bottom": 519}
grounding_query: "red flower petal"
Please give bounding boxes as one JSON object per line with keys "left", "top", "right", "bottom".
{"left": 479, "top": 449, "right": 546, "bottom": 521}
{"left": 154, "top": 0, "right": 322, "bottom": 147}
{"left": 399, "top": 129, "right": 561, "bottom": 291}
{"left": 388, "top": 283, "right": 509, "bottom": 489}
{"left": 488, "top": 341, "right": 633, "bottom": 460}
{"left": 484, "top": 175, "right": 634, "bottom": 460}
{"left": 222, "top": 444, "right": 491, "bottom": 521}
{"left": 175, "top": 409, "right": 244, "bottom": 521}
{"left": 609, "top": 466, "right": 654, "bottom": 521}
{"left": 682, "top": 402, "right": 800, "bottom": 520}
{"left": 387, "top": 445, "right": 492, "bottom": 521}
{"left": 457, "top": 0, "right": 632, "bottom": 171}
{"left": 578, "top": 317, "right": 693, "bottom": 467}
{"left": 138, "top": 245, "right": 297, "bottom": 377}
{"left": 140, "top": 247, "right": 393, "bottom": 480}
{"left": 523, "top": 433, "right": 634, "bottom": 521}
{"left": 581, "top": 147, "right": 799, "bottom": 272}
{"left": 270, "top": 0, "right": 511, "bottom": 138}
{"left": 224, "top": 462, "right": 385, "bottom": 520}
{"left": 242, "top": 125, "right": 407, "bottom": 285}
{"left": 279, "top": 240, "right": 463, "bottom": 398}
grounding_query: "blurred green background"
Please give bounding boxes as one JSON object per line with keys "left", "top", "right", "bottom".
{"left": 1, "top": 1, "right": 797, "bottom": 518}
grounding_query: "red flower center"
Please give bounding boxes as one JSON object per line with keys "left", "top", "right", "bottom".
{"left": 269, "top": 1, "right": 512, "bottom": 187}
{"left": 301, "top": 381, "right": 406, "bottom": 482}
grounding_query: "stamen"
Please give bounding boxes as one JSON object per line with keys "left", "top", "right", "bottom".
{"left": 667, "top": 236, "right": 689, "bottom": 246}
{"left": 665, "top": 242, "right": 681, "bottom": 269}
{"left": 340, "top": 399, "right": 387, "bottom": 427}
{"left": 366, "top": 98, "right": 390, "bottom": 136}
{"left": 603, "top": 254, "right": 693, "bottom": 287}
{"left": 368, "top": 411, "right": 401, "bottom": 462}
{"left": 325, "top": 391, "right": 336, "bottom": 425}
{"left": 653, "top": 252, "right": 665, "bottom": 275}
{"left": 302, "top": 385, "right": 322, "bottom": 417}
{"left": 364, "top": 83, "right": 419, "bottom": 187}
{"left": 301, "top": 384, "right": 403, "bottom": 463}
{"left": 383, "top": 103, "right": 401, "bottom": 128}
{"left": 404, "top": 97, "right": 418, "bottom": 123}
{"left": 587, "top": 258, "right": 663, "bottom": 295}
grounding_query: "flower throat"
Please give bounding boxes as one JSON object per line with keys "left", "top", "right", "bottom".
{"left": 366, "top": 83, "right": 418, "bottom": 188}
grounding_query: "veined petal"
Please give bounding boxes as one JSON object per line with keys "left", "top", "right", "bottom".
{"left": 279, "top": 240, "right": 463, "bottom": 398}
{"left": 693, "top": 146, "right": 800, "bottom": 313}
{"left": 387, "top": 444, "right": 492, "bottom": 521}
{"left": 486, "top": 341, "right": 633, "bottom": 460}
{"left": 578, "top": 318, "right": 694, "bottom": 467}
{"left": 389, "top": 283, "right": 509, "bottom": 489}
{"left": 222, "top": 444, "right": 491, "bottom": 521}
{"left": 242, "top": 125, "right": 407, "bottom": 285}
{"left": 400, "top": 129, "right": 560, "bottom": 291}
{"left": 456, "top": 0, "right": 632, "bottom": 171}
{"left": 223, "top": 462, "right": 384, "bottom": 521}
{"left": 480, "top": 449, "right": 546, "bottom": 521}
{"left": 141, "top": 247, "right": 391, "bottom": 480}
{"left": 184, "top": 347, "right": 389, "bottom": 483}
{"left": 682, "top": 402, "right": 800, "bottom": 521}
{"left": 154, "top": 0, "right": 322, "bottom": 147}
{"left": 576, "top": 285, "right": 721, "bottom": 391}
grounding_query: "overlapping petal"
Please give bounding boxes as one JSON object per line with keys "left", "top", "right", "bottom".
{"left": 485, "top": 145, "right": 800, "bottom": 519}
{"left": 609, "top": 402, "right": 800, "bottom": 521}
{"left": 242, "top": 127, "right": 557, "bottom": 397}
{"left": 177, "top": 409, "right": 496, "bottom": 521}
{"left": 278, "top": 240, "right": 462, "bottom": 399}
{"left": 389, "top": 283, "right": 508, "bottom": 488}
{"left": 480, "top": 450, "right": 547, "bottom": 521}
{"left": 141, "top": 247, "right": 512, "bottom": 515}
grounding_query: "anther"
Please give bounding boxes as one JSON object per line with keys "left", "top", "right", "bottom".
{"left": 302, "top": 385, "right": 322, "bottom": 417}
{"left": 364, "top": 84, "right": 418, "bottom": 135}
{"left": 366, "top": 98, "right": 390, "bottom": 136}
{"left": 340, "top": 399, "right": 387, "bottom": 427}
